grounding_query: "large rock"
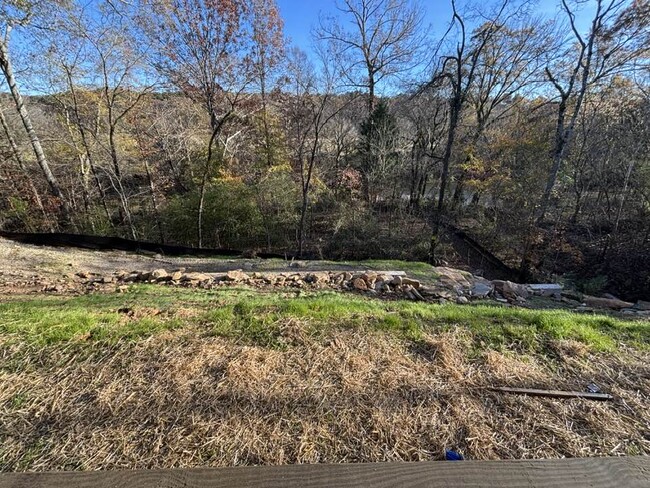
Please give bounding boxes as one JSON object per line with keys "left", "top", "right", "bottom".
{"left": 136, "top": 271, "right": 152, "bottom": 282}
{"left": 529, "top": 283, "right": 563, "bottom": 297}
{"left": 181, "top": 272, "right": 212, "bottom": 283}
{"left": 583, "top": 295, "right": 634, "bottom": 310}
{"left": 633, "top": 300, "right": 650, "bottom": 311}
{"left": 305, "top": 272, "right": 330, "bottom": 284}
{"left": 419, "top": 286, "right": 456, "bottom": 300}
{"left": 401, "top": 277, "right": 421, "bottom": 289}
{"left": 361, "top": 272, "right": 379, "bottom": 286}
{"left": 470, "top": 280, "right": 493, "bottom": 298}
{"left": 492, "top": 280, "right": 529, "bottom": 300}
{"left": 352, "top": 278, "right": 368, "bottom": 291}
{"left": 224, "top": 270, "right": 250, "bottom": 282}
{"left": 561, "top": 289, "right": 583, "bottom": 302}
{"left": 434, "top": 267, "right": 473, "bottom": 289}
{"left": 151, "top": 269, "right": 169, "bottom": 281}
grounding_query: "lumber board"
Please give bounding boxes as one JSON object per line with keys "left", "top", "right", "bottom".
{"left": 1, "top": 457, "right": 649, "bottom": 488}
{"left": 491, "top": 387, "right": 613, "bottom": 401}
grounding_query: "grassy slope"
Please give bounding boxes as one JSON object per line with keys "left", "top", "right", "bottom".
{"left": 0, "top": 285, "right": 646, "bottom": 351}
{"left": 1, "top": 286, "right": 649, "bottom": 470}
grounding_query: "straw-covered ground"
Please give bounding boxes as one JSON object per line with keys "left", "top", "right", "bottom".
{"left": 1, "top": 285, "right": 648, "bottom": 471}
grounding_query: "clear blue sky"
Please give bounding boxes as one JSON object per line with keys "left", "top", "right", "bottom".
{"left": 276, "top": 0, "right": 588, "bottom": 52}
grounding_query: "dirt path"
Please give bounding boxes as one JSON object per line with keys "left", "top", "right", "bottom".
{"left": 0, "top": 238, "right": 383, "bottom": 288}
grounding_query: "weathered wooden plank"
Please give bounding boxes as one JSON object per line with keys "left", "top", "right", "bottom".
{"left": 1, "top": 457, "right": 648, "bottom": 488}
{"left": 491, "top": 387, "right": 613, "bottom": 401}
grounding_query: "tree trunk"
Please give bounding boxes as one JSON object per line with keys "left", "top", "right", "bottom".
{"left": 368, "top": 75, "right": 375, "bottom": 114}
{"left": 430, "top": 98, "right": 461, "bottom": 261}
{"left": 298, "top": 186, "right": 309, "bottom": 257}
{"left": 0, "top": 34, "right": 70, "bottom": 223}
{"left": 144, "top": 157, "right": 165, "bottom": 243}
{"left": 0, "top": 107, "right": 48, "bottom": 223}
{"left": 197, "top": 128, "right": 219, "bottom": 248}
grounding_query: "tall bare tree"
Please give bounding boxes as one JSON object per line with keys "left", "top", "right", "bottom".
{"left": 426, "top": 0, "right": 512, "bottom": 260}
{"left": 250, "top": 0, "right": 285, "bottom": 167}
{"left": 317, "top": 0, "right": 425, "bottom": 114}
{"left": 0, "top": 1, "right": 70, "bottom": 222}
{"left": 538, "top": 0, "right": 650, "bottom": 222}
{"left": 141, "top": 0, "right": 262, "bottom": 247}
{"left": 286, "top": 47, "right": 351, "bottom": 256}
{"left": 450, "top": 16, "right": 552, "bottom": 208}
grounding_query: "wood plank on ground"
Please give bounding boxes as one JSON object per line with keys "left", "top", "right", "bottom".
{"left": 491, "top": 387, "right": 614, "bottom": 401}
{"left": 1, "top": 457, "right": 649, "bottom": 488}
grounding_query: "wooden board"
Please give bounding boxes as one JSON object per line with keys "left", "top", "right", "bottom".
{"left": 491, "top": 387, "right": 613, "bottom": 401}
{"left": 1, "top": 457, "right": 649, "bottom": 488}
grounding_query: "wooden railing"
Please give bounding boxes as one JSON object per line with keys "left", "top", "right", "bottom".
{"left": 1, "top": 457, "right": 648, "bottom": 488}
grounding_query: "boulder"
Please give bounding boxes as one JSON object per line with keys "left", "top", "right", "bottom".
{"left": 171, "top": 271, "right": 183, "bottom": 281}
{"left": 361, "top": 273, "right": 379, "bottom": 286}
{"left": 633, "top": 300, "right": 650, "bottom": 311}
{"left": 377, "top": 281, "right": 391, "bottom": 292}
{"left": 115, "top": 270, "right": 129, "bottom": 280}
{"left": 305, "top": 272, "right": 330, "bottom": 284}
{"left": 470, "top": 281, "right": 493, "bottom": 298}
{"left": 456, "top": 296, "right": 469, "bottom": 304}
{"left": 434, "top": 267, "right": 473, "bottom": 289}
{"left": 123, "top": 273, "right": 139, "bottom": 283}
{"left": 402, "top": 277, "right": 421, "bottom": 289}
{"left": 407, "top": 286, "right": 424, "bottom": 301}
{"left": 181, "top": 272, "right": 212, "bottom": 283}
{"left": 151, "top": 269, "right": 169, "bottom": 281}
{"left": 224, "top": 270, "right": 250, "bottom": 282}
{"left": 419, "top": 286, "right": 456, "bottom": 300}
{"left": 583, "top": 295, "right": 634, "bottom": 310}
{"left": 390, "top": 276, "right": 403, "bottom": 286}
{"left": 529, "top": 284, "right": 563, "bottom": 297}
{"left": 561, "top": 290, "right": 583, "bottom": 302}
{"left": 137, "top": 271, "right": 152, "bottom": 282}
{"left": 352, "top": 278, "right": 368, "bottom": 291}
{"left": 492, "top": 280, "right": 529, "bottom": 300}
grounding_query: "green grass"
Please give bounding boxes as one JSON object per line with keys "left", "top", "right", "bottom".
{"left": 0, "top": 285, "right": 647, "bottom": 352}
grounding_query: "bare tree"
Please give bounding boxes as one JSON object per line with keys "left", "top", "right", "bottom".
{"left": 250, "top": 0, "right": 286, "bottom": 167}
{"left": 0, "top": 1, "right": 70, "bottom": 222}
{"left": 538, "top": 0, "right": 650, "bottom": 222}
{"left": 400, "top": 90, "right": 447, "bottom": 210}
{"left": 426, "top": 0, "right": 512, "bottom": 260}
{"left": 0, "top": 103, "right": 47, "bottom": 223}
{"left": 451, "top": 15, "right": 552, "bottom": 208}
{"left": 286, "top": 47, "right": 352, "bottom": 256}
{"left": 140, "top": 0, "right": 261, "bottom": 247}
{"left": 317, "top": 0, "right": 425, "bottom": 114}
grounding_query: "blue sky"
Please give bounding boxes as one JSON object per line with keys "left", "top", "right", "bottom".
{"left": 276, "top": 0, "right": 588, "bottom": 52}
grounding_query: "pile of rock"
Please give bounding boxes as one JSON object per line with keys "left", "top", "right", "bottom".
{"left": 70, "top": 266, "right": 650, "bottom": 315}
{"left": 103, "top": 266, "right": 509, "bottom": 305}
{"left": 99, "top": 268, "right": 477, "bottom": 303}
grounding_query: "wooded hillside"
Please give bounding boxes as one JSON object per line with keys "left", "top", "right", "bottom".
{"left": 0, "top": 0, "right": 648, "bottom": 299}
